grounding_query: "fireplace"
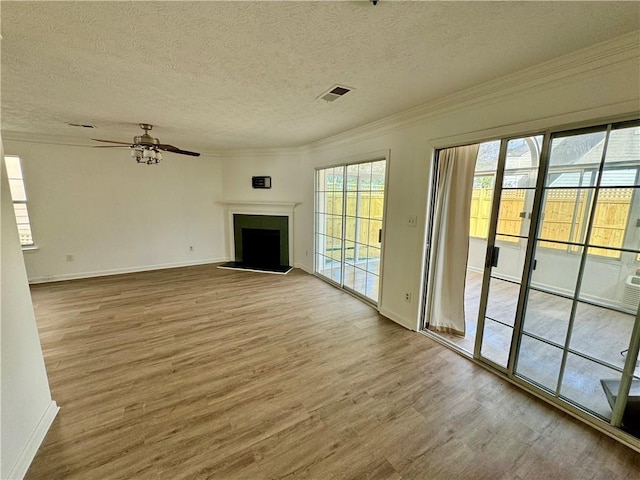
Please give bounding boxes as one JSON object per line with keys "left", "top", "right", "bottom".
{"left": 220, "top": 211, "right": 293, "bottom": 274}
{"left": 241, "top": 228, "right": 280, "bottom": 268}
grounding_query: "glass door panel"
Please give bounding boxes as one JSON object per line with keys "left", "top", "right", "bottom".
{"left": 480, "top": 318, "right": 513, "bottom": 367}
{"left": 315, "top": 166, "right": 345, "bottom": 284}
{"left": 477, "top": 136, "right": 543, "bottom": 369}
{"left": 520, "top": 288, "right": 573, "bottom": 346}
{"left": 569, "top": 300, "right": 635, "bottom": 370}
{"left": 343, "top": 263, "right": 356, "bottom": 291}
{"left": 485, "top": 277, "right": 520, "bottom": 327}
{"left": 516, "top": 336, "right": 564, "bottom": 392}
{"left": 315, "top": 160, "right": 386, "bottom": 305}
{"left": 343, "top": 160, "right": 385, "bottom": 302}
{"left": 560, "top": 354, "right": 622, "bottom": 421}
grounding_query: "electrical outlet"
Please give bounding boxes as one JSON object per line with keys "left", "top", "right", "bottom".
{"left": 189, "top": 246, "right": 194, "bottom": 252}
{"left": 65, "top": 254, "right": 74, "bottom": 262}
{"left": 406, "top": 216, "right": 417, "bottom": 228}
{"left": 404, "top": 292, "right": 411, "bottom": 302}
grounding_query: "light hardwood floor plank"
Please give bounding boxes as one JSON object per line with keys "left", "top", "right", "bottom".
{"left": 26, "top": 265, "right": 639, "bottom": 479}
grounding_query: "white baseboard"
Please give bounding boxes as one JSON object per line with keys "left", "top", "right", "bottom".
{"left": 6, "top": 400, "right": 59, "bottom": 480}
{"left": 28, "top": 258, "right": 230, "bottom": 284}
{"left": 293, "top": 262, "right": 313, "bottom": 275}
{"left": 378, "top": 307, "right": 415, "bottom": 331}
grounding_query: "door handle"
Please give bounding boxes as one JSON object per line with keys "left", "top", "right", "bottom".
{"left": 378, "top": 228, "right": 382, "bottom": 243}
{"left": 491, "top": 246, "right": 500, "bottom": 268}
{"left": 485, "top": 246, "right": 500, "bottom": 269}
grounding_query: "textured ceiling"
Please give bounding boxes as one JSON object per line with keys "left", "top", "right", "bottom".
{"left": 2, "top": 1, "right": 639, "bottom": 152}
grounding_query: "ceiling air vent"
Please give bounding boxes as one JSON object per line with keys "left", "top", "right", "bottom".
{"left": 318, "top": 85, "right": 353, "bottom": 102}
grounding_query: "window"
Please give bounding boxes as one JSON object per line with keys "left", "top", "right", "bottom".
{"left": 469, "top": 139, "right": 534, "bottom": 244}
{"left": 539, "top": 126, "right": 640, "bottom": 260}
{"left": 5, "top": 155, "right": 34, "bottom": 246}
{"left": 469, "top": 173, "right": 494, "bottom": 239}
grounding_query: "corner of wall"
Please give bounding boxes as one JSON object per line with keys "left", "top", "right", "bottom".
{"left": 1, "top": 146, "right": 57, "bottom": 479}
{"left": 5, "top": 402, "right": 59, "bottom": 480}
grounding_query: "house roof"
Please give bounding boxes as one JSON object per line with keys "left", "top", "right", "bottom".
{"left": 549, "top": 124, "right": 640, "bottom": 187}
{"left": 577, "top": 126, "right": 640, "bottom": 166}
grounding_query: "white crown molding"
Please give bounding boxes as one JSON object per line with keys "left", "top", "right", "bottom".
{"left": 307, "top": 31, "right": 640, "bottom": 152}
{"left": 216, "top": 147, "right": 303, "bottom": 159}
{"left": 427, "top": 101, "right": 640, "bottom": 150}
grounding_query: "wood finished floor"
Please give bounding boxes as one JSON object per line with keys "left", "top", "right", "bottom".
{"left": 26, "top": 265, "right": 639, "bottom": 479}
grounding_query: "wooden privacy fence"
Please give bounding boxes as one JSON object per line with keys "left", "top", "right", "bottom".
{"left": 469, "top": 187, "right": 634, "bottom": 258}
{"left": 322, "top": 192, "right": 385, "bottom": 260}
{"left": 470, "top": 188, "right": 525, "bottom": 241}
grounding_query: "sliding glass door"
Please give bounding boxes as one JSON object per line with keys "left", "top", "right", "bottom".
{"left": 425, "top": 118, "right": 640, "bottom": 439}
{"left": 514, "top": 121, "right": 640, "bottom": 431}
{"left": 315, "top": 159, "right": 386, "bottom": 304}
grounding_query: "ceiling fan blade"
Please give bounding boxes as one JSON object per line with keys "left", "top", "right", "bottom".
{"left": 158, "top": 144, "right": 201, "bottom": 157}
{"left": 93, "top": 145, "right": 131, "bottom": 148}
{"left": 92, "top": 138, "right": 132, "bottom": 145}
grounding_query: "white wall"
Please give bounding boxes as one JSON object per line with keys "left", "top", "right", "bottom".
{"left": 1, "top": 148, "right": 57, "bottom": 479}
{"left": 220, "top": 150, "right": 303, "bottom": 204}
{"left": 1, "top": 141, "right": 228, "bottom": 282}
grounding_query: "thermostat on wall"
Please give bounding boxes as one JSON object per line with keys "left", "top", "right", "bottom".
{"left": 252, "top": 176, "right": 272, "bottom": 189}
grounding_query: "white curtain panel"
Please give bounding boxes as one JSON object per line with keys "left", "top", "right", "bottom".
{"left": 428, "top": 144, "right": 480, "bottom": 336}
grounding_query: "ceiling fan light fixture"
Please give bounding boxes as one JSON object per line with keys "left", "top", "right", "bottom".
{"left": 131, "top": 145, "right": 162, "bottom": 165}
{"left": 93, "top": 123, "right": 200, "bottom": 163}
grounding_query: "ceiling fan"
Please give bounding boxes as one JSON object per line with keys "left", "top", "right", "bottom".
{"left": 93, "top": 123, "right": 200, "bottom": 164}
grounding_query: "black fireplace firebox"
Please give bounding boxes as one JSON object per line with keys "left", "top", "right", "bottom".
{"left": 241, "top": 228, "right": 280, "bottom": 268}
{"left": 220, "top": 214, "right": 292, "bottom": 274}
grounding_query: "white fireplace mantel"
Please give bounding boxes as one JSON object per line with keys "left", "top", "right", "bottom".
{"left": 222, "top": 201, "right": 299, "bottom": 215}
{"left": 222, "top": 201, "right": 300, "bottom": 266}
